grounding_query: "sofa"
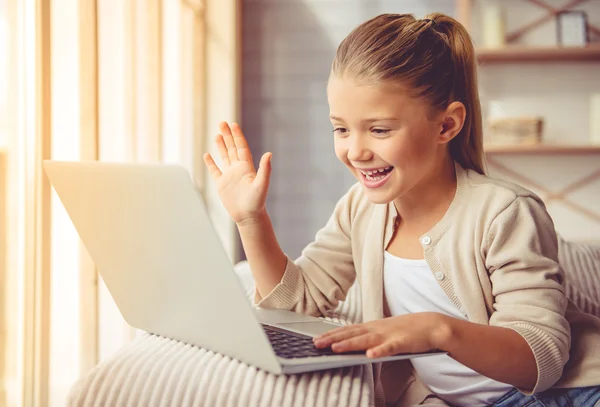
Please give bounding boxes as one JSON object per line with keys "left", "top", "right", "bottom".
{"left": 66, "top": 237, "right": 600, "bottom": 407}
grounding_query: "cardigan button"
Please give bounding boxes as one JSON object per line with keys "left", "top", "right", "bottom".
{"left": 421, "top": 236, "right": 431, "bottom": 245}
{"left": 434, "top": 271, "right": 445, "bottom": 281}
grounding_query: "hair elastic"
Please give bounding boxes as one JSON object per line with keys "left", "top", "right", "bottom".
{"left": 423, "top": 18, "right": 437, "bottom": 28}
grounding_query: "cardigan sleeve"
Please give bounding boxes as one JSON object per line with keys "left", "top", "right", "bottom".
{"left": 485, "top": 195, "right": 571, "bottom": 394}
{"left": 252, "top": 183, "right": 361, "bottom": 317}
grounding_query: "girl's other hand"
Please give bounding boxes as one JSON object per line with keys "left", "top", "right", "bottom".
{"left": 312, "top": 313, "right": 451, "bottom": 358}
{"left": 203, "top": 121, "right": 272, "bottom": 225}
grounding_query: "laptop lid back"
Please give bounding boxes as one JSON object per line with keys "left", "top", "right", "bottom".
{"left": 43, "top": 160, "right": 281, "bottom": 373}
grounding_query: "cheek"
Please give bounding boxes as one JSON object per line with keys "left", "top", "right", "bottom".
{"left": 397, "top": 129, "right": 437, "bottom": 161}
{"left": 412, "top": 136, "right": 435, "bottom": 158}
{"left": 384, "top": 139, "right": 423, "bottom": 165}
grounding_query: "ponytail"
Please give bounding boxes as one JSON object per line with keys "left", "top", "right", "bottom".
{"left": 425, "top": 13, "right": 485, "bottom": 174}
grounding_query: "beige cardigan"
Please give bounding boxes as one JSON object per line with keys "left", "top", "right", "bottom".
{"left": 254, "top": 163, "right": 600, "bottom": 406}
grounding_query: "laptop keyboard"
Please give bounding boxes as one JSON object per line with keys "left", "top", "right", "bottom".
{"left": 262, "top": 324, "right": 365, "bottom": 359}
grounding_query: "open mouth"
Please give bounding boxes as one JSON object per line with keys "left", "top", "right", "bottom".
{"left": 358, "top": 166, "right": 393, "bottom": 181}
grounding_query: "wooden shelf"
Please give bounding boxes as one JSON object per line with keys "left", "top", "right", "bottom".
{"left": 484, "top": 144, "right": 600, "bottom": 155}
{"left": 477, "top": 45, "right": 600, "bottom": 63}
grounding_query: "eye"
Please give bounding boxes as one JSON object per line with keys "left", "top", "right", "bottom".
{"left": 372, "top": 128, "right": 390, "bottom": 135}
{"left": 333, "top": 127, "right": 349, "bottom": 137}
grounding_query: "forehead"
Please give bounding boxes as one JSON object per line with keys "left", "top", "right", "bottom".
{"left": 327, "top": 75, "right": 425, "bottom": 119}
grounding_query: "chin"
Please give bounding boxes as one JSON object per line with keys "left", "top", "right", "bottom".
{"left": 361, "top": 188, "right": 396, "bottom": 205}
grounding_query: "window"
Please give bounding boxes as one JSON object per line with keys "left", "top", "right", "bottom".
{"left": 0, "top": 0, "right": 7, "bottom": 148}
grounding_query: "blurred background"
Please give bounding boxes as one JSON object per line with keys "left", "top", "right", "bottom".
{"left": 0, "top": 0, "right": 599, "bottom": 406}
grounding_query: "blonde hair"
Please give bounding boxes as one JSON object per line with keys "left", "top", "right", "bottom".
{"left": 332, "top": 13, "right": 485, "bottom": 174}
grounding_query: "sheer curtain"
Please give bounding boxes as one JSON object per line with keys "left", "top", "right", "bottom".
{"left": 0, "top": 0, "right": 10, "bottom": 403}
{"left": 1, "top": 0, "right": 241, "bottom": 405}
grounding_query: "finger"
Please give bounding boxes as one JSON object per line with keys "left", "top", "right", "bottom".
{"left": 367, "top": 341, "right": 401, "bottom": 358}
{"left": 203, "top": 153, "right": 222, "bottom": 180}
{"left": 314, "top": 327, "right": 351, "bottom": 342}
{"left": 230, "top": 123, "right": 253, "bottom": 163}
{"left": 331, "top": 333, "right": 383, "bottom": 353}
{"left": 219, "top": 121, "right": 239, "bottom": 162}
{"left": 255, "top": 152, "right": 272, "bottom": 189}
{"left": 314, "top": 322, "right": 372, "bottom": 341}
{"left": 314, "top": 326, "right": 369, "bottom": 348}
{"left": 215, "top": 134, "right": 230, "bottom": 167}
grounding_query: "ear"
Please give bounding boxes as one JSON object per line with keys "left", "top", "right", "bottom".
{"left": 437, "top": 101, "right": 466, "bottom": 145}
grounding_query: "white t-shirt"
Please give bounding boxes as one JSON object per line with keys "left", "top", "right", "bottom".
{"left": 383, "top": 251, "right": 514, "bottom": 407}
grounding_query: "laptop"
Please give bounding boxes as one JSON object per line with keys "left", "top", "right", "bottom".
{"left": 42, "top": 160, "right": 443, "bottom": 375}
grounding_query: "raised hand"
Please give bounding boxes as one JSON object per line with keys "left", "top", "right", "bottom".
{"left": 203, "top": 121, "right": 272, "bottom": 225}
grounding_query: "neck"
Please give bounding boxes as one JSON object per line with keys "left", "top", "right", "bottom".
{"left": 392, "top": 155, "right": 457, "bottom": 228}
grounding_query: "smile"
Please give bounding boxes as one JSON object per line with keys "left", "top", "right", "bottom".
{"left": 357, "top": 166, "right": 393, "bottom": 188}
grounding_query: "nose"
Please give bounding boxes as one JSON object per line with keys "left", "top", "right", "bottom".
{"left": 347, "top": 135, "right": 372, "bottom": 162}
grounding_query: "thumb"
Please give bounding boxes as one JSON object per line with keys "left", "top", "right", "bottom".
{"left": 256, "top": 152, "right": 272, "bottom": 189}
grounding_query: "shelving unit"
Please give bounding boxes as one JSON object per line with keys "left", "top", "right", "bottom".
{"left": 455, "top": 0, "right": 600, "bottom": 154}
{"left": 477, "top": 45, "right": 600, "bottom": 63}
{"left": 484, "top": 144, "right": 600, "bottom": 155}
{"left": 455, "top": 0, "right": 600, "bottom": 229}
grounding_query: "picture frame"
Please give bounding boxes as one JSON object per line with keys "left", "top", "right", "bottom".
{"left": 556, "top": 11, "right": 589, "bottom": 46}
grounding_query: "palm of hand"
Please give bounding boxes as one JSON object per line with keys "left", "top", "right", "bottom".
{"left": 216, "top": 160, "right": 265, "bottom": 220}
{"left": 203, "top": 121, "right": 272, "bottom": 224}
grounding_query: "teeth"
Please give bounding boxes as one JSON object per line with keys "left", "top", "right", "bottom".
{"left": 360, "top": 166, "right": 391, "bottom": 176}
{"left": 359, "top": 166, "right": 392, "bottom": 182}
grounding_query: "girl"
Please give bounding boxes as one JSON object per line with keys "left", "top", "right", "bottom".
{"left": 203, "top": 12, "right": 600, "bottom": 407}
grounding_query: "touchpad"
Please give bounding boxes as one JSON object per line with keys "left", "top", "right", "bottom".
{"left": 277, "top": 321, "right": 341, "bottom": 337}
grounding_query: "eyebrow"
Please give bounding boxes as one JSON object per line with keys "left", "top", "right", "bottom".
{"left": 329, "top": 115, "right": 400, "bottom": 122}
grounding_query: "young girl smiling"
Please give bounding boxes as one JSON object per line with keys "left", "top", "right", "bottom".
{"left": 204, "top": 12, "right": 600, "bottom": 407}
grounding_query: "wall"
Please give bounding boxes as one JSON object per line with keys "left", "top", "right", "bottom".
{"left": 242, "top": 0, "right": 600, "bottom": 259}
